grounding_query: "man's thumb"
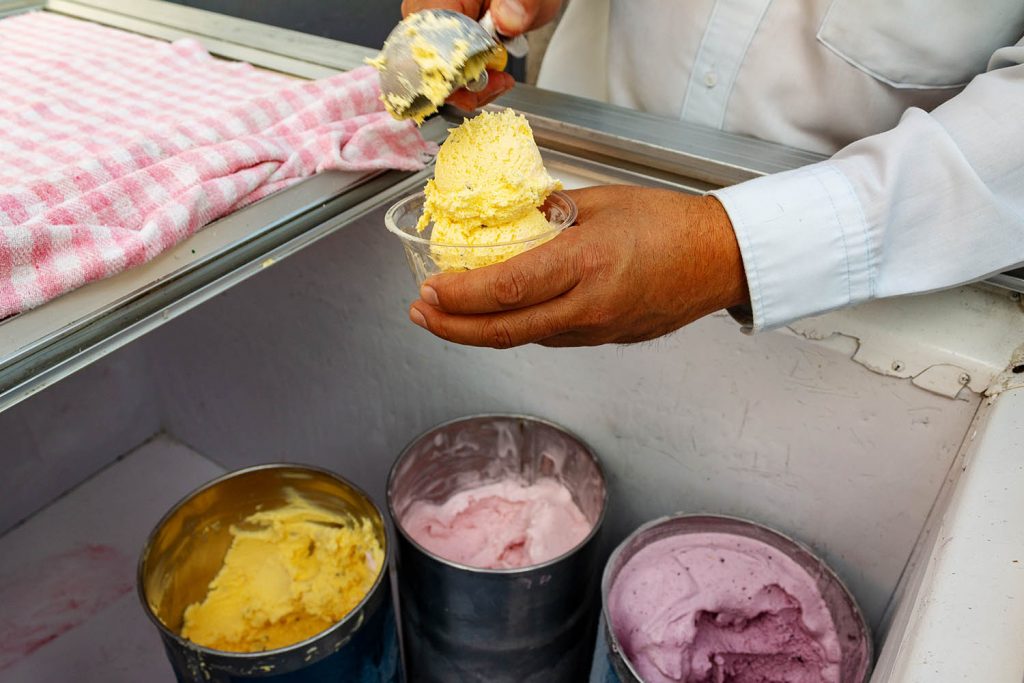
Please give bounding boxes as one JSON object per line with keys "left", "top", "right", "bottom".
{"left": 492, "top": 0, "right": 533, "bottom": 35}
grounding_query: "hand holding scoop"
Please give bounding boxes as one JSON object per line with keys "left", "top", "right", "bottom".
{"left": 369, "top": 9, "right": 529, "bottom": 124}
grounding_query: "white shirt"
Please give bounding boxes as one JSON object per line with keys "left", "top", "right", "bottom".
{"left": 537, "top": 0, "right": 1024, "bottom": 331}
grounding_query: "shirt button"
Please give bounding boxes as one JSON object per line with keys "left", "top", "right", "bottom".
{"left": 704, "top": 71, "right": 718, "bottom": 88}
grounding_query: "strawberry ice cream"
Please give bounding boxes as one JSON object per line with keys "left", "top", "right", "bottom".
{"left": 608, "top": 532, "right": 843, "bottom": 683}
{"left": 400, "top": 479, "right": 592, "bottom": 569}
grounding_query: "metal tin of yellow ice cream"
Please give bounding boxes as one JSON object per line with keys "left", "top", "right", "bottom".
{"left": 137, "top": 464, "right": 399, "bottom": 683}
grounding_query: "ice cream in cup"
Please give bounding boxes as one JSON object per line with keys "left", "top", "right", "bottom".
{"left": 386, "top": 108, "right": 577, "bottom": 284}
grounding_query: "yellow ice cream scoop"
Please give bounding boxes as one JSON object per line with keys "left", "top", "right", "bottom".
{"left": 180, "top": 492, "right": 384, "bottom": 653}
{"left": 385, "top": 109, "right": 576, "bottom": 282}
{"left": 419, "top": 108, "right": 562, "bottom": 231}
{"left": 420, "top": 108, "right": 567, "bottom": 270}
{"left": 369, "top": 10, "right": 527, "bottom": 124}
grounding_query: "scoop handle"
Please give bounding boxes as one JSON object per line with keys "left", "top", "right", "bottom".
{"left": 479, "top": 11, "right": 530, "bottom": 59}
{"left": 465, "top": 71, "right": 489, "bottom": 93}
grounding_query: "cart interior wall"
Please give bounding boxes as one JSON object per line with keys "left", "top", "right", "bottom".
{"left": 0, "top": 202, "right": 984, "bottom": 647}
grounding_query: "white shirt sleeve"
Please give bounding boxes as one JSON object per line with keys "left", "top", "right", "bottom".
{"left": 711, "top": 39, "right": 1024, "bottom": 332}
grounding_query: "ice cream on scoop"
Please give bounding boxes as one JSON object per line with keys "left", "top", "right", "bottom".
{"left": 417, "top": 108, "right": 564, "bottom": 270}
{"left": 368, "top": 10, "right": 504, "bottom": 125}
{"left": 180, "top": 491, "right": 384, "bottom": 653}
{"left": 401, "top": 478, "right": 592, "bottom": 569}
{"left": 608, "top": 532, "right": 843, "bottom": 683}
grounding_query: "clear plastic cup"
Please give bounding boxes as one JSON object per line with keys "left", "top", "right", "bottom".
{"left": 384, "top": 190, "right": 577, "bottom": 285}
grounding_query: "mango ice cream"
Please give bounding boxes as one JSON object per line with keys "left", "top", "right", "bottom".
{"left": 180, "top": 492, "right": 384, "bottom": 653}
{"left": 368, "top": 11, "right": 505, "bottom": 125}
{"left": 418, "top": 108, "right": 564, "bottom": 271}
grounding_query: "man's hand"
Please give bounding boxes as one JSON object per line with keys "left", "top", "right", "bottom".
{"left": 400, "top": 1, "right": 563, "bottom": 109}
{"left": 408, "top": 186, "right": 751, "bottom": 348}
{"left": 401, "top": 1, "right": 563, "bottom": 35}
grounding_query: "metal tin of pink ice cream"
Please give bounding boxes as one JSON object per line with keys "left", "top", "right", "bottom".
{"left": 387, "top": 414, "right": 608, "bottom": 683}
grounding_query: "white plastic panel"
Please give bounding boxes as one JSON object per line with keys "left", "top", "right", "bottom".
{"left": 875, "top": 389, "right": 1024, "bottom": 682}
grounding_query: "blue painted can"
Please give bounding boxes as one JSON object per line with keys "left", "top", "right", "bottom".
{"left": 589, "top": 613, "right": 628, "bottom": 683}
{"left": 138, "top": 464, "right": 401, "bottom": 683}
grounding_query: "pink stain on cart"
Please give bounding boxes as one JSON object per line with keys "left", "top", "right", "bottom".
{"left": 0, "top": 544, "right": 134, "bottom": 670}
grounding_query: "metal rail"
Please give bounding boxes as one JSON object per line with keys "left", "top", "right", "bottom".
{"left": 46, "top": 0, "right": 372, "bottom": 78}
{"left": 1, "top": 0, "right": 1021, "bottom": 412}
{"left": 0, "top": 0, "right": 38, "bottom": 16}
{"left": 42, "top": 0, "right": 822, "bottom": 186}
{"left": 0, "top": 167, "right": 435, "bottom": 411}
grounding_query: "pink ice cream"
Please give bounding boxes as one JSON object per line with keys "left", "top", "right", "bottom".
{"left": 608, "top": 532, "right": 842, "bottom": 683}
{"left": 400, "top": 479, "right": 592, "bottom": 569}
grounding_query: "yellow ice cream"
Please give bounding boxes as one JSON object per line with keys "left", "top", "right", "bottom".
{"left": 368, "top": 11, "right": 505, "bottom": 125}
{"left": 180, "top": 492, "right": 384, "bottom": 653}
{"left": 419, "top": 109, "right": 563, "bottom": 270}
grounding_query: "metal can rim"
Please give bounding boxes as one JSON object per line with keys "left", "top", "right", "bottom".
{"left": 598, "top": 512, "right": 874, "bottom": 683}
{"left": 386, "top": 413, "right": 608, "bottom": 575}
{"left": 136, "top": 462, "right": 392, "bottom": 661}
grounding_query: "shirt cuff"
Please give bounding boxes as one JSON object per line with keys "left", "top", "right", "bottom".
{"left": 710, "top": 162, "right": 874, "bottom": 332}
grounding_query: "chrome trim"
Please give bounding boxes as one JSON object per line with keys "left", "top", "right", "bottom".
{"left": 0, "top": 0, "right": 41, "bottom": 16}
{"left": 490, "top": 85, "right": 826, "bottom": 187}
{"left": 1, "top": 171, "right": 377, "bottom": 367}
{"left": 986, "top": 271, "right": 1024, "bottom": 295}
{"left": 0, "top": 166, "right": 435, "bottom": 412}
{"left": 46, "top": 0, "right": 373, "bottom": 78}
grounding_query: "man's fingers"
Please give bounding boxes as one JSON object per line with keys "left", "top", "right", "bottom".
{"left": 561, "top": 186, "right": 616, "bottom": 222}
{"left": 401, "top": 0, "right": 561, "bottom": 33}
{"left": 491, "top": 0, "right": 562, "bottom": 34}
{"left": 410, "top": 296, "right": 577, "bottom": 348}
{"left": 401, "top": 0, "right": 488, "bottom": 19}
{"left": 420, "top": 232, "right": 585, "bottom": 315}
{"left": 534, "top": 331, "right": 598, "bottom": 347}
{"left": 447, "top": 70, "right": 515, "bottom": 111}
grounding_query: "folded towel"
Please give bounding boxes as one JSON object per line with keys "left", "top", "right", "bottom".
{"left": 0, "top": 12, "right": 435, "bottom": 318}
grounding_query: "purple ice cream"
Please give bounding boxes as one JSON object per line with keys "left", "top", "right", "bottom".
{"left": 608, "top": 532, "right": 842, "bottom": 683}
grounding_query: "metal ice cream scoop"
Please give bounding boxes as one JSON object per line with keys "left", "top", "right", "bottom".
{"left": 373, "top": 9, "right": 529, "bottom": 122}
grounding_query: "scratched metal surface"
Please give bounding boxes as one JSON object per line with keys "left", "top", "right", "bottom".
{"left": 0, "top": 344, "right": 161, "bottom": 534}
{"left": 0, "top": 154, "right": 994, "bottom": 683}
{"left": 144, "top": 165, "right": 982, "bottom": 634}
{"left": 164, "top": 0, "right": 529, "bottom": 80}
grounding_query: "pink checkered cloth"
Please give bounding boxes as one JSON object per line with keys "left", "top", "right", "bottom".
{"left": 0, "top": 12, "right": 434, "bottom": 318}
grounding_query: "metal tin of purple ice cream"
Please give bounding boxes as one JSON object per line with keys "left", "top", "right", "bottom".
{"left": 589, "top": 514, "right": 871, "bottom": 683}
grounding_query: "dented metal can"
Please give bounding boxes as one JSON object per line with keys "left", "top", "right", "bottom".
{"left": 588, "top": 514, "right": 872, "bottom": 683}
{"left": 387, "top": 414, "right": 608, "bottom": 683}
{"left": 137, "top": 464, "right": 400, "bottom": 683}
